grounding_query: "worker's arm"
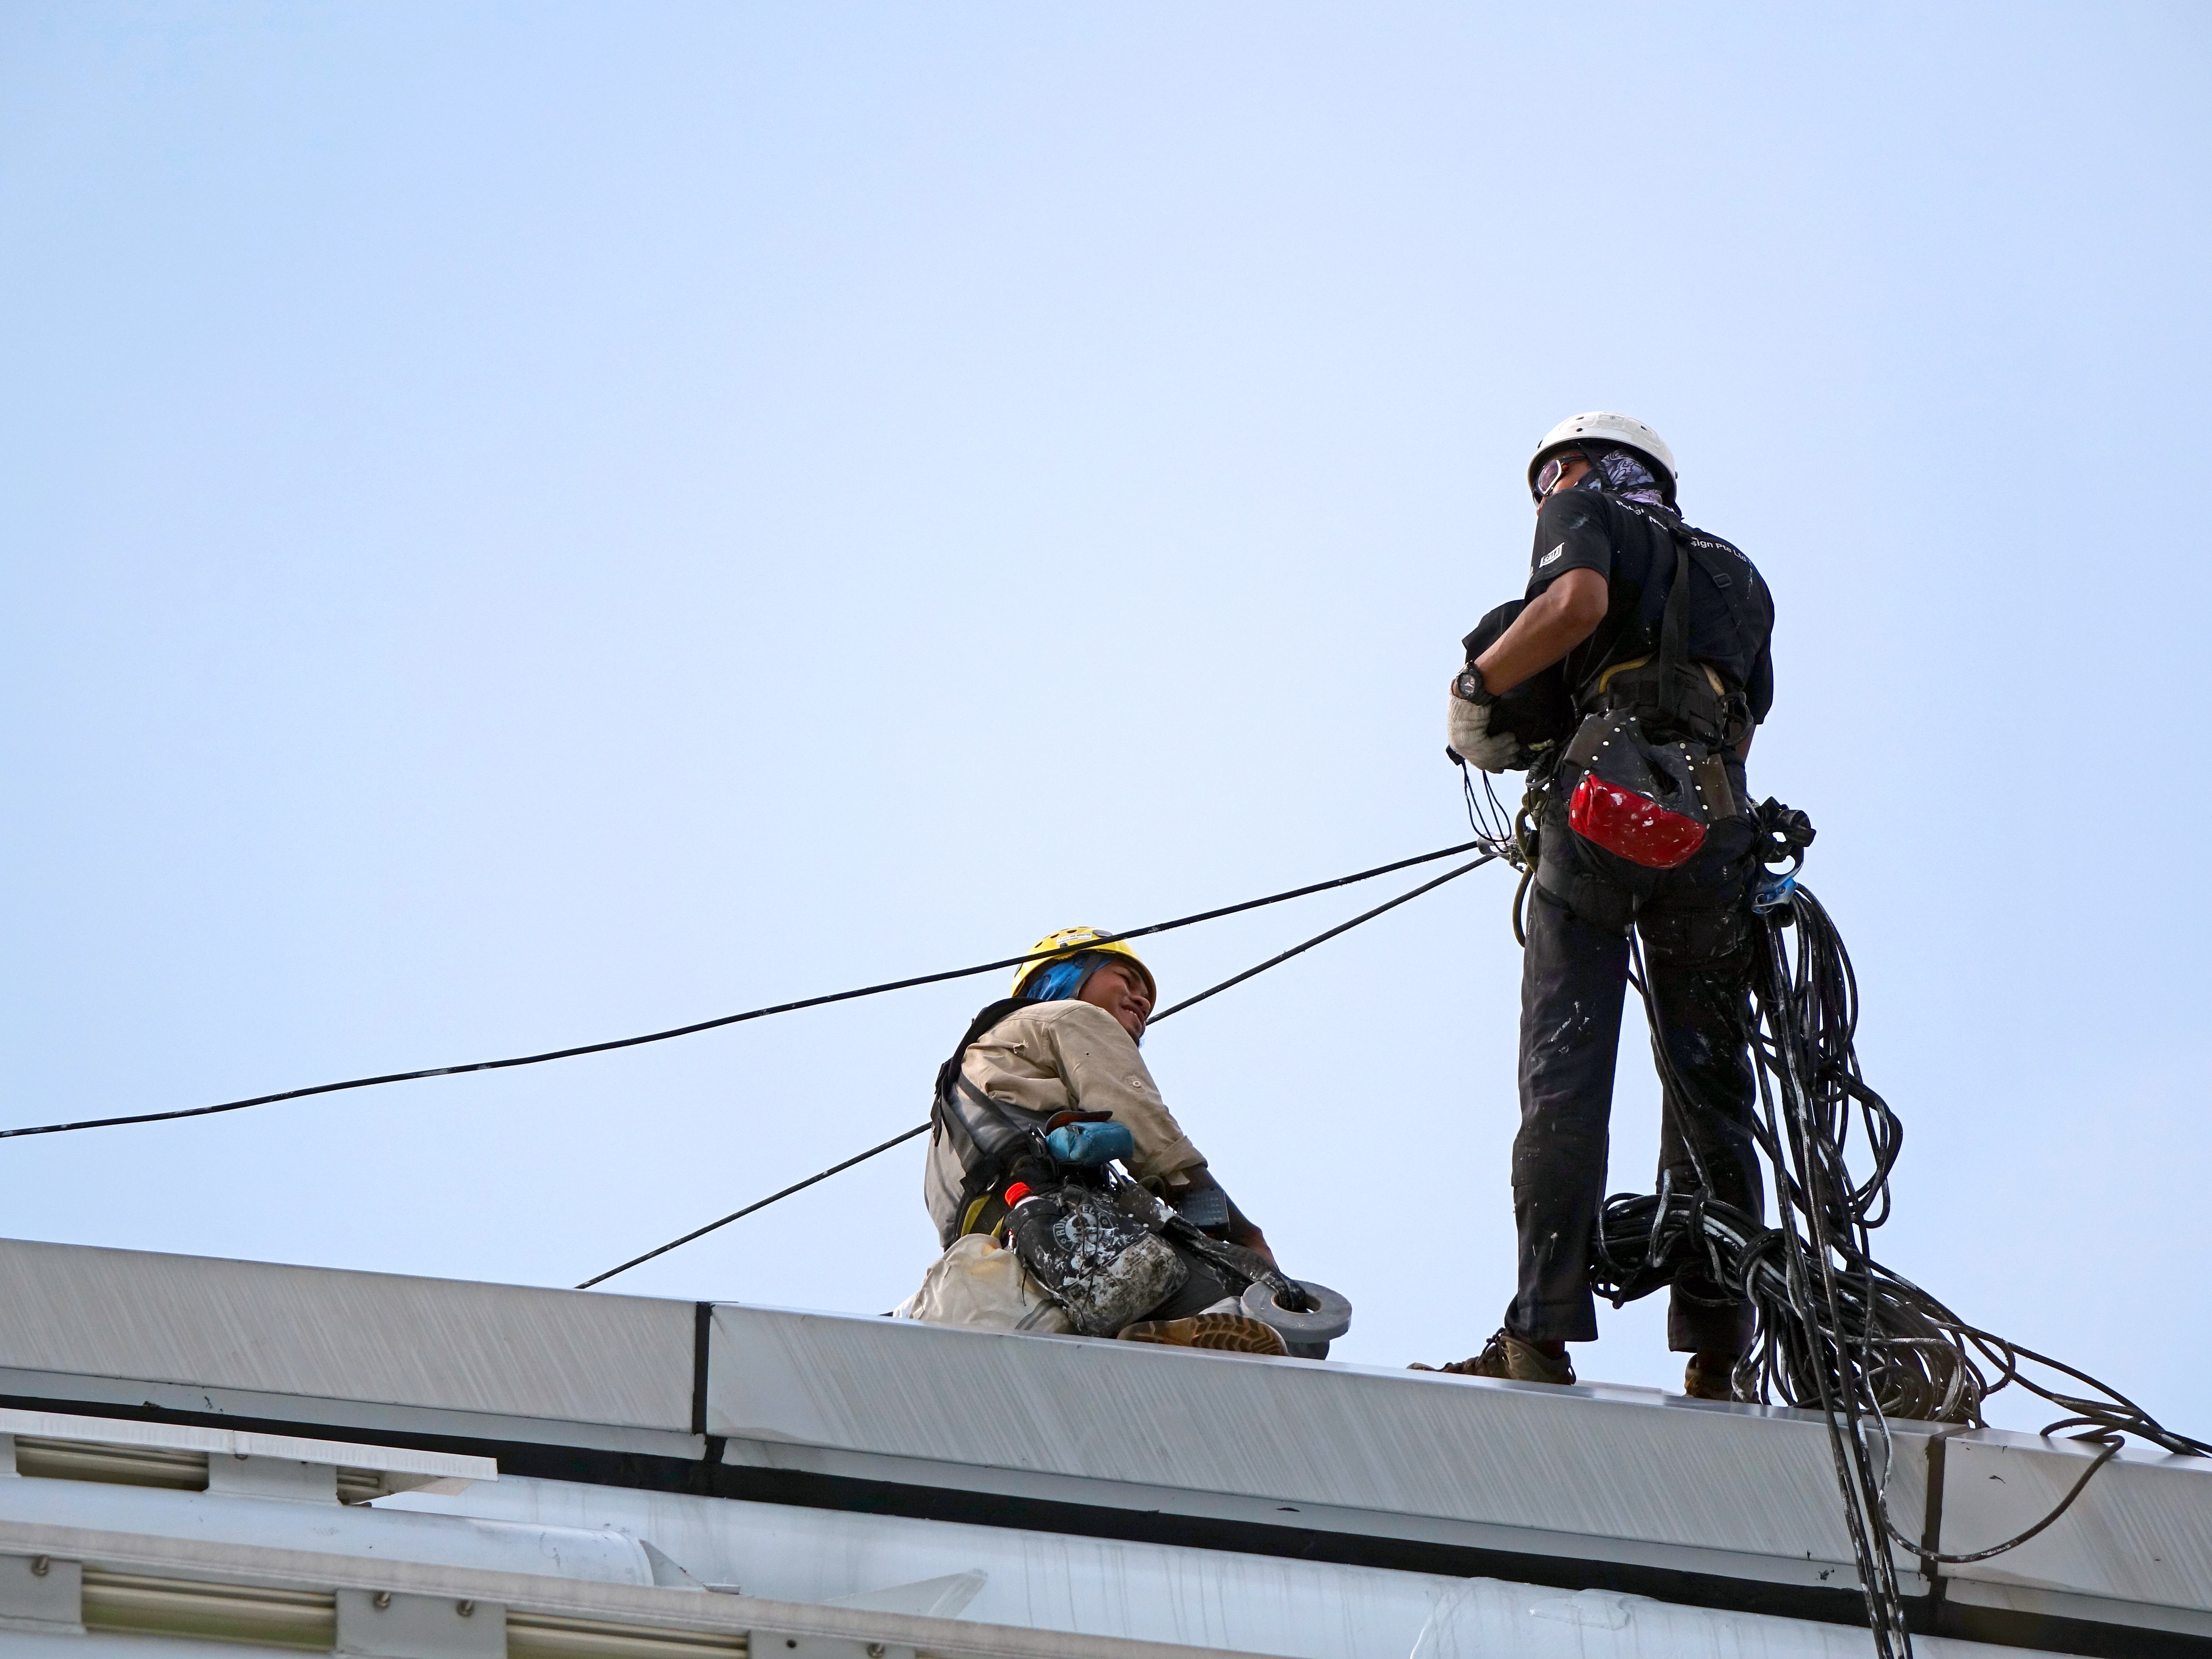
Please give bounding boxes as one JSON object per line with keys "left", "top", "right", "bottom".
{"left": 1473, "top": 567, "right": 1609, "bottom": 694}
{"left": 1166, "top": 1166, "right": 1276, "bottom": 1265}
{"left": 1045, "top": 1006, "right": 1278, "bottom": 1264}
{"left": 1221, "top": 1190, "right": 1274, "bottom": 1264}
{"left": 1043, "top": 1002, "right": 1207, "bottom": 1183}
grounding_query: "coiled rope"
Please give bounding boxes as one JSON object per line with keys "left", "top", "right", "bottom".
{"left": 1589, "top": 872, "right": 2206, "bottom": 1656}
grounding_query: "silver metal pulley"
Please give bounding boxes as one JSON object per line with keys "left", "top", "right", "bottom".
{"left": 1242, "top": 1279, "right": 1352, "bottom": 1343}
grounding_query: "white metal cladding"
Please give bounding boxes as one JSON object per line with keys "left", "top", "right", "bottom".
{"left": 0, "top": 1407, "right": 496, "bottom": 1485}
{"left": 1938, "top": 1437, "right": 2212, "bottom": 1615}
{"left": 383, "top": 1472, "right": 2080, "bottom": 1659}
{"left": 392, "top": 1470, "right": 1480, "bottom": 1657}
{"left": 1407, "top": 1581, "right": 2046, "bottom": 1659}
{"left": 0, "top": 1463, "right": 2078, "bottom": 1659}
{"left": 704, "top": 1306, "right": 1921, "bottom": 1571}
{"left": 0, "top": 1514, "right": 1274, "bottom": 1659}
{"left": 0, "top": 1486, "right": 2075, "bottom": 1659}
{"left": 0, "top": 1474, "right": 663, "bottom": 1584}
{"left": 0, "top": 1236, "right": 694, "bottom": 1432}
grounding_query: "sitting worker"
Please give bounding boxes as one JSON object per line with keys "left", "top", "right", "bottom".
{"left": 1428, "top": 412, "right": 1775, "bottom": 1400}
{"left": 919, "top": 927, "right": 1297, "bottom": 1354}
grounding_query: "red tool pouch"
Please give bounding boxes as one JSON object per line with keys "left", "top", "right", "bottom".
{"left": 1567, "top": 769, "right": 1708, "bottom": 870}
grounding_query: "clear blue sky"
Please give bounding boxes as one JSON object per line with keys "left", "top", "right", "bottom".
{"left": 3, "top": 4, "right": 2207, "bottom": 1432}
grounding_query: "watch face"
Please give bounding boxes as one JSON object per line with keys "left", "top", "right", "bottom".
{"left": 1455, "top": 670, "right": 1485, "bottom": 701}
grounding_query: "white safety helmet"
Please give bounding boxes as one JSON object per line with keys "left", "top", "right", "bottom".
{"left": 1529, "top": 412, "right": 1677, "bottom": 503}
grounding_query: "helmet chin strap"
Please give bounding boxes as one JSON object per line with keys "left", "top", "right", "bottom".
{"left": 1575, "top": 443, "right": 1616, "bottom": 496}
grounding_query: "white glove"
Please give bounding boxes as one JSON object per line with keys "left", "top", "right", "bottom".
{"left": 1447, "top": 683, "right": 1520, "bottom": 773}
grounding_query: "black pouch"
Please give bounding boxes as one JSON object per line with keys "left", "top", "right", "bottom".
{"left": 1007, "top": 1182, "right": 1188, "bottom": 1336}
{"left": 1561, "top": 711, "right": 1737, "bottom": 870}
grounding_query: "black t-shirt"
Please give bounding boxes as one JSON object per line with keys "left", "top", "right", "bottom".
{"left": 1523, "top": 486, "right": 1775, "bottom": 724}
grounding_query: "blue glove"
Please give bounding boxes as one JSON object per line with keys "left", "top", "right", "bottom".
{"left": 1046, "top": 1120, "right": 1136, "bottom": 1167}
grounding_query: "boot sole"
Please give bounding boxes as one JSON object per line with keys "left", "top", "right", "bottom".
{"left": 1119, "top": 1313, "right": 1287, "bottom": 1356}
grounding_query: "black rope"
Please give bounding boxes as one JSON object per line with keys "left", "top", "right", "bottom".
{"left": 575, "top": 848, "right": 1506, "bottom": 1288}
{"left": 1893, "top": 1437, "right": 2123, "bottom": 1566}
{"left": 0, "top": 839, "right": 1487, "bottom": 1144}
{"left": 576, "top": 1123, "right": 934, "bottom": 1290}
{"left": 1148, "top": 851, "right": 1496, "bottom": 1021}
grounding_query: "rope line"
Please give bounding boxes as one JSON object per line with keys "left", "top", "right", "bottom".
{"left": 1149, "top": 851, "right": 1496, "bottom": 1021}
{"left": 576, "top": 1123, "right": 935, "bottom": 1290}
{"left": 575, "top": 849, "right": 1503, "bottom": 1287}
{"left": 0, "top": 839, "right": 1487, "bottom": 1144}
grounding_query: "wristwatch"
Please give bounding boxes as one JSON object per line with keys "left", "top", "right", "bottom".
{"left": 1453, "top": 666, "right": 1497, "bottom": 706}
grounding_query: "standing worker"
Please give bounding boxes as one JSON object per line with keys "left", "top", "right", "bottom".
{"left": 1427, "top": 413, "right": 1776, "bottom": 1400}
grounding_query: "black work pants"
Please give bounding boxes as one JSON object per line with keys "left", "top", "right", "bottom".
{"left": 1507, "top": 774, "right": 1765, "bottom": 1353}
{"left": 1141, "top": 1245, "right": 1238, "bottom": 1322}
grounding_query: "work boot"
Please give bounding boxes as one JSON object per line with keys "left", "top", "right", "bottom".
{"left": 1118, "top": 1312, "right": 1287, "bottom": 1356}
{"left": 1411, "top": 1328, "right": 1575, "bottom": 1385}
{"left": 1682, "top": 1351, "right": 1742, "bottom": 1401}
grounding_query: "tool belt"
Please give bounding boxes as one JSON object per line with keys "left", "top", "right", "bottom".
{"left": 1559, "top": 707, "right": 1738, "bottom": 870}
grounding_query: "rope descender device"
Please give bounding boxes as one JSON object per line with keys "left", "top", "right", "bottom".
{"left": 1749, "top": 797, "right": 1815, "bottom": 912}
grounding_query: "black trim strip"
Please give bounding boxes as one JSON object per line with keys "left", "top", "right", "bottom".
{"left": 1921, "top": 1425, "right": 1967, "bottom": 1613}
{"left": 1, "top": 1390, "right": 2200, "bottom": 1659}
{"left": 704, "top": 1460, "right": 1877, "bottom": 1627}
{"left": 690, "top": 1302, "right": 713, "bottom": 1438}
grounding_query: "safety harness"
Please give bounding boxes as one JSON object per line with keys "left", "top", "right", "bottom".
{"left": 1574, "top": 495, "right": 1762, "bottom": 748}
{"left": 927, "top": 997, "right": 1055, "bottom": 1245}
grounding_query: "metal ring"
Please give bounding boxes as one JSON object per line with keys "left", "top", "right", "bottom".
{"left": 1242, "top": 1279, "right": 1352, "bottom": 1342}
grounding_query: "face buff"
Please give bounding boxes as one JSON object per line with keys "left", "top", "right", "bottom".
{"left": 1580, "top": 447, "right": 1669, "bottom": 506}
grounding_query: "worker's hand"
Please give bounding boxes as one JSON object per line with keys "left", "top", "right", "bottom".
{"left": 1447, "top": 684, "right": 1518, "bottom": 773}
{"left": 1224, "top": 1198, "right": 1277, "bottom": 1268}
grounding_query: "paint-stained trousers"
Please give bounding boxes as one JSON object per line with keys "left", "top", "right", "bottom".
{"left": 1507, "top": 775, "right": 1765, "bottom": 1352}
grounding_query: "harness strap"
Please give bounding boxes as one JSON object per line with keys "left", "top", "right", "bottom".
{"left": 1613, "top": 496, "right": 1762, "bottom": 643}
{"left": 1679, "top": 533, "right": 1758, "bottom": 637}
{"left": 1655, "top": 521, "right": 1692, "bottom": 725}
{"left": 1560, "top": 486, "right": 1755, "bottom": 746}
{"left": 1595, "top": 655, "right": 1725, "bottom": 699}
{"left": 930, "top": 997, "right": 1056, "bottom": 1241}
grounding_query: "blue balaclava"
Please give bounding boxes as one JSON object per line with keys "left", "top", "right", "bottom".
{"left": 1023, "top": 953, "right": 1105, "bottom": 1004}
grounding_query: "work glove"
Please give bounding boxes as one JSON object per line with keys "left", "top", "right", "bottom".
{"left": 1446, "top": 682, "right": 1519, "bottom": 773}
{"left": 1045, "top": 1119, "right": 1136, "bottom": 1167}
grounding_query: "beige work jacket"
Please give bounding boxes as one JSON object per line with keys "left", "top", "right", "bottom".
{"left": 923, "top": 1000, "right": 1206, "bottom": 1242}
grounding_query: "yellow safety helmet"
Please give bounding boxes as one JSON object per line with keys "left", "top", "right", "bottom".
{"left": 1010, "top": 926, "right": 1158, "bottom": 1002}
